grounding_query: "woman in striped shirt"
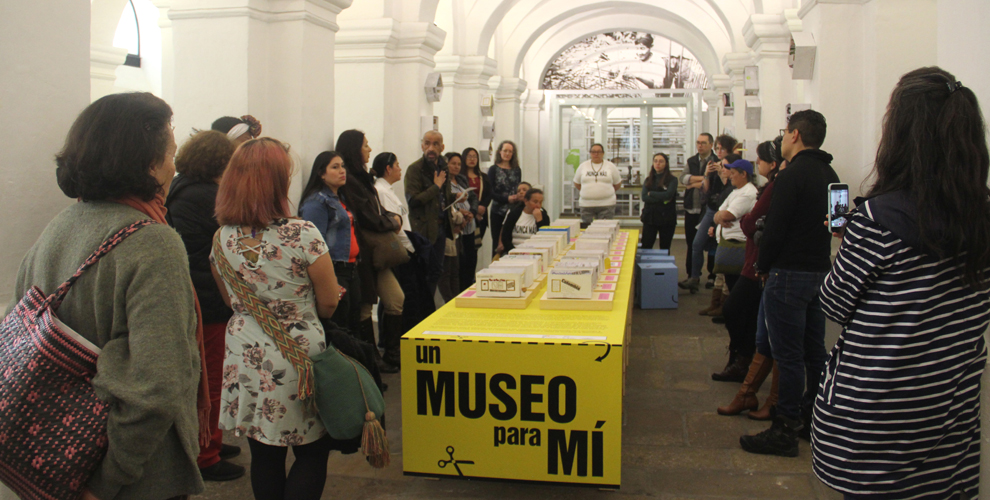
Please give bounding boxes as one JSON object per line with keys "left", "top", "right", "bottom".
{"left": 813, "top": 67, "right": 990, "bottom": 499}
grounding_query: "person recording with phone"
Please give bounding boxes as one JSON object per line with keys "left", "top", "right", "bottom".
{"left": 680, "top": 134, "right": 735, "bottom": 292}
{"left": 682, "top": 134, "right": 717, "bottom": 275}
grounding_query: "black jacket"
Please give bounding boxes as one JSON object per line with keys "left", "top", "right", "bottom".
{"left": 499, "top": 206, "right": 550, "bottom": 254}
{"left": 758, "top": 148, "right": 840, "bottom": 273}
{"left": 683, "top": 153, "right": 712, "bottom": 211}
{"left": 339, "top": 165, "right": 401, "bottom": 304}
{"left": 470, "top": 171, "right": 492, "bottom": 232}
{"left": 165, "top": 174, "right": 232, "bottom": 324}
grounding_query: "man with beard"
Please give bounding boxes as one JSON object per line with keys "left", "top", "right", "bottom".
{"left": 406, "top": 130, "right": 454, "bottom": 297}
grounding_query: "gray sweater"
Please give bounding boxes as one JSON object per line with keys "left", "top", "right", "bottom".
{"left": 6, "top": 202, "right": 204, "bottom": 500}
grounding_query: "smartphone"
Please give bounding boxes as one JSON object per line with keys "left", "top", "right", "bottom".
{"left": 828, "top": 183, "right": 849, "bottom": 230}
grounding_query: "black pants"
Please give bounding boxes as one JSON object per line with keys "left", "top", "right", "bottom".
{"left": 247, "top": 436, "right": 332, "bottom": 500}
{"left": 640, "top": 222, "right": 676, "bottom": 250}
{"left": 683, "top": 212, "right": 700, "bottom": 277}
{"left": 721, "top": 275, "right": 759, "bottom": 357}
{"left": 330, "top": 262, "right": 360, "bottom": 332}
{"left": 459, "top": 231, "right": 477, "bottom": 293}
{"left": 426, "top": 232, "right": 446, "bottom": 297}
{"left": 490, "top": 207, "right": 506, "bottom": 257}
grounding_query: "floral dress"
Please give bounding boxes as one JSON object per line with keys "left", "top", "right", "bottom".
{"left": 210, "top": 219, "right": 329, "bottom": 446}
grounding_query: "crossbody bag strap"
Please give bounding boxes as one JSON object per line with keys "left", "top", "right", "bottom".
{"left": 211, "top": 232, "right": 315, "bottom": 402}
{"left": 45, "top": 219, "right": 156, "bottom": 312}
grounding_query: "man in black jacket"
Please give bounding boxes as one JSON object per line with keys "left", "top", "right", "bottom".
{"left": 740, "top": 109, "right": 839, "bottom": 458}
{"left": 405, "top": 130, "right": 453, "bottom": 297}
{"left": 680, "top": 133, "right": 715, "bottom": 278}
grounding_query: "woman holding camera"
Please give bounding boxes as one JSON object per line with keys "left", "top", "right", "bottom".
{"left": 812, "top": 67, "right": 990, "bottom": 499}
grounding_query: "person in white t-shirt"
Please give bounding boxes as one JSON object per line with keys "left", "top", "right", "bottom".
{"left": 573, "top": 143, "right": 623, "bottom": 224}
{"left": 708, "top": 158, "right": 758, "bottom": 291}
{"left": 496, "top": 188, "right": 550, "bottom": 255}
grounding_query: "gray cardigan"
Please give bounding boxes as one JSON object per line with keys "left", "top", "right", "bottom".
{"left": 6, "top": 202, "right": 204, "bottom": 500}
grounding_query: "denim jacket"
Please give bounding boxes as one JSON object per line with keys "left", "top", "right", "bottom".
{"left": 300, "top": 187, "right": 352, "bottom": 262}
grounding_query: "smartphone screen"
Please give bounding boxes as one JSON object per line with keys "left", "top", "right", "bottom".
{"left": 828, "top": 183, "right": 849, "bottom": 230}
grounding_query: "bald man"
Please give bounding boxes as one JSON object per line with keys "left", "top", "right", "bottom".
{"left": 405, "top": 130, "right": 454, "bottom": 297}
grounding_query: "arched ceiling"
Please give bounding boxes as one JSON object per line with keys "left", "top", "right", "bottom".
{"left": 457, "top": 0, "right": 754, "bottom": 60}
{"left": 495, "top": 3, "right": 726, "bottom": 82}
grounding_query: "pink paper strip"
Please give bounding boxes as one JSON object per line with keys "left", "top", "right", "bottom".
{"left": 597, "top": 293, "right": 613, "bottom": 300}
{"left": 462, "top": 290, "right": 476, "bottom": 297}
{"left": 602, "top": 275, "right": 618, "bottom": 282}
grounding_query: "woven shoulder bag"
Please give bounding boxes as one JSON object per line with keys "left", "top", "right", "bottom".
{"left": 0, "top": 220, "right": 154, "bottom": 500}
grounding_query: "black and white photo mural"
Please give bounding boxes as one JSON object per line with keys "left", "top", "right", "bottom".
{"left": 541, "top": 32, "right": 708, "bottom": 90}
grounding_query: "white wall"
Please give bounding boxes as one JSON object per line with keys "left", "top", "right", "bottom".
{"left": 0, "top": 1, "right": 90, "bottom": 306}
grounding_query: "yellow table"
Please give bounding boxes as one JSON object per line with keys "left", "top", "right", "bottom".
{"left": 400, "top": 230, "right": 638, "bottom": 488}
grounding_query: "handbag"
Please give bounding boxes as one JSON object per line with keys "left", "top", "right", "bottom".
{"left": 363, "top": 192, "right": 410, "bottom": 271}
{"left": 0, "top": 220, "right": 153, "bottom": 500}
{"left": 211, "top": 235, "right": 389, "bottom": 467}
{"left": 713, "top": 235, "right": 747, "bottom": 275}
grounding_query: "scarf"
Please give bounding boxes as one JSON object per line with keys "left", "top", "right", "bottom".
{"left": 115, "top": 194, "right": 212, "bottom": 448}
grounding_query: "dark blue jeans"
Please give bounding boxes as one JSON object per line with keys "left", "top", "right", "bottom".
{"left": 755, "top": 291, "right": 771, "bottom": 358}
{"left": 764, "top": 269, "right": 829, "bottom": 421}
{"left": 690, "top": 206, "right": 717, "bottom": 278}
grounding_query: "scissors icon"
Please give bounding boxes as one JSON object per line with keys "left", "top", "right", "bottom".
{"left": 437, "top": 446, "right": 474, "bottom": 476}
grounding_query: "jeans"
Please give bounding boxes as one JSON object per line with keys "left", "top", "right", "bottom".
{"left": 580, "top": 205, "right": 616, "bottom": 225}
{"left": 426, "top": 232, "right": 446, "bottom": 295}
{"left": 763, "top": 269, "right": 829, "bottom": 421}
{"left": 755, "top": 290, "right": 771, "bottom": 358}
{"left": 683, "top": 212, "right": 701, "bottom": 276}
{"left": 690, "top": 206, "right": 717, "bottom": 279}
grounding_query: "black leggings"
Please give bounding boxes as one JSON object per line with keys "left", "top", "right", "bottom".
{"left": 721, "top": 275, "right": 759, "bottom": 357}
{"left": 248, "top": 436, "right": 333, "bottom": 500}
{"left": 640, "top": 222, "right": 676, "bottom": 250}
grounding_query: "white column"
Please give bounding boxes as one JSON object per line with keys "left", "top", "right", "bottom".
{"left": 744, "top": 14, "right": 793, "bottom": 141}
{"left": 494, "top": 77, "right": 528, "bottom": 174}
{"left": 334, "top": 19, "right": 445, "bottom": 183}
{"left": 521, "top": 89, "right": 545, "bottom": 187}
{"left": 709, "top": 74, "right": 733, "bottom": 137}
{"left": 170, "top": 0, "right": 350, "bottom": 203}
{"left": 151, "top": 0, "right": 174, "bottom": 103}
{"left": 431, "top": 55, "right": 497, "bottom": 153}
{"left": 91, "top": 0, "right": 130, "bottom": 101}
{"left": 721, "top": 52, "right": 756, "bottom": 145}
{"left": 0, "top": 3, "right": 90, "bottom": 307}
{"left": 702, "top": 90, "right": 719, "bottom": 137}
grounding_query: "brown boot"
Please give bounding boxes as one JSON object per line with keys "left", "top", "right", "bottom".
{"left": 749, "top": 363, "right": 779, "bottom": 420}
{"left": 718, "top": 353, "right": 773, "bottom": 415}
{"left": 699, "top": 288, "right": 723, "bottom": 315}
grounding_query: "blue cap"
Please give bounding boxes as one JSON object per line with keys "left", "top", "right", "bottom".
{"left": 725, "top": 159, "right": 754, "bottom": 176}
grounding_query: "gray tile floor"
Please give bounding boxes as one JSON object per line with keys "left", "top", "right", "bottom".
{"left": 196, "top": 239, "right": 843, "bottom": 500}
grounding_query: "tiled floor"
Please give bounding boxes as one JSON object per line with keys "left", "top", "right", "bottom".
{"left": 197, "top": 239, "right": 843, "bottom": 500}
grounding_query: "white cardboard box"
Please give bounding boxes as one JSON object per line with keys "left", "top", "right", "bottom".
{"left": 475, "top": 267, "right": 526, "bottom": 298}
{"left": 551, "top": 219, "right": 582, "bottom": 238}
{"left": 561, "top": 250, "right": 607, "bottom": 274}
{"left": 584, "top": 226, "right": 617, "bottom": 242}
{"left": 508, "top": 248, "right": 551, "bottom": 273}
{"left": 488, "top": 259, "right": 538, "bottom": 288}
{"left": 517, "top": 240, "right": 558, "bottom": 260}
{"left": 575, "top": 238, "right": 611, "bottom": 252}
{"left": 547, "top": 265, "right": 597, "bottom": 299}
{"left": 529, "top": 233, "right": 567, "bottom": 254}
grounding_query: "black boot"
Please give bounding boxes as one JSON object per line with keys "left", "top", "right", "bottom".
{"left": 381, "top": 314, "right": 403, "bottom": 368}
{"left": 712, "top": 352, "right": 751, "bottom": 382}
{"left": 359, "top": 318, "right": 398, "bottom": 374}
{"left": 739, "top": 415, "right": 800, "bottom": 457}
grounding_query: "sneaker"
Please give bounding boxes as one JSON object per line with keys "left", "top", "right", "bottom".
{"left": 200, "top": 460, "right": 246, "bottom": 481}
{"left": 740, "top": 416, "right": 800, "bottom": 457}
{"left": 678, "top": 277, "right": 700, "bottom": 292}
{"left": 705, "top": 277, "right": 716, "bottom": 289}
{"left": 219, "top": 443, "right": 241, "bottom": 460}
